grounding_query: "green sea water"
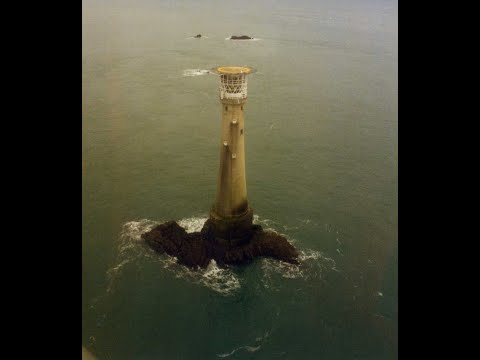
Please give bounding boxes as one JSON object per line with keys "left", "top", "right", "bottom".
{"left": 82, "top": 0, "right": 398, "bottom": 359}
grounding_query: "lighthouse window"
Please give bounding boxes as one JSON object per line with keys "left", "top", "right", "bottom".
{"left": 225, "top": 106, "right": 228, "bottom": 111}
{"left": 240, "top": 129, "right": 243, "bottom": 135}
{"left": 241, "top": 106, "right": 243, "bottom": 111}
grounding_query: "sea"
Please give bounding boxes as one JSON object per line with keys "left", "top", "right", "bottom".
{"left": 82, "top": 0, "right": 398, "bottom": 359}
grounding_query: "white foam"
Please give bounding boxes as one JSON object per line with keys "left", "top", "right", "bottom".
{"left": 253, "top": 214, "right": 277, "bottom": 227}
{"left": 159, "top": 257, "right": 241, "bottom": 296}
{"left": 262, "top": 258, "right": 304, "bottom": 282}
{"left": 200, "top": 260, "right": 241, "bottom": 295}
{"left": 254, "top": 216, "right": 341, "bottom": 285}
{"left": 105, "top": 219, "right": 161, "bottom": 293}
{"left": 110, "top": 217, "right": 241, "bottom": 296}
{"left": 217, "top": 345, "right": 261, "bottom": 358}
{"left": 177, "top": 216, "right": 208, "bottom": 233}
{"left": 253, "top": 214, "right": 284, "bottom": 234}
{"left": 101, "top": 215, "right": 341, "bottom": 299}
{"left": 183, "top": 69, "right": 210, "bottom": 77}
{"left": 106, "top": 258, "right": 132, "bottom": 279}
{"left": 255, "top": 215, "right": 315, "bottom": 234}
{"left": 120, "top": 219, "right": 158, "bottom": 242}
{"left": 216, "top": 331, "right": 269, "bottom": 357}
{"left": 299, "top": 249, "right": 323, "bottom": 261}
{"left": 261, "top": 247, "right": 339, "bottom": 289}
{"left": 217, "top": 350, "right": 235, "bottom": 358}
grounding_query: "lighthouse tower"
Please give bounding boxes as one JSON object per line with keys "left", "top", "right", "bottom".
{"left": 209, "top": 66, "right": 256, "bottom": 243}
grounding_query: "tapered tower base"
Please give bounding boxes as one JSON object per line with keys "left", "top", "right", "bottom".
{"left": 208, "top": 207, "right": 254, "bottom": 246}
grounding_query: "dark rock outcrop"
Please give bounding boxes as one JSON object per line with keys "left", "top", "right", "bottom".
{"left": 142, "top": 219, "right": 299, "bottom": 269}
{"left": 194, "top": 34, "right": 202, "bottom": 38}
{"left": 230, "top": 35, "right": 253, "bottom": 40}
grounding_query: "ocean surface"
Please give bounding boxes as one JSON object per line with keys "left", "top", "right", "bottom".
{"left": 82, "top": 0, "right": 398, "bottom": 359}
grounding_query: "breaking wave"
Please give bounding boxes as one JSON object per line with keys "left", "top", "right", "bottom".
{"left": 200, "top": 260, "right": 241, "bottom": 294}
{"left": 102, "top": 215, "right": 340, "bottom": 297}
{"left": 183, "top": 69, "right": 210, "bottom": 77}
{"left": 105, "top": 217, "right": 241, "bottom": 296}
{"left": 178, "top": 216, "right": 209, "bottom": 232}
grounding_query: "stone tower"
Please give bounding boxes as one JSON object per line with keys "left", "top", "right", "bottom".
{"left": 209, "top": 66, "right": 256, "bottom": 243}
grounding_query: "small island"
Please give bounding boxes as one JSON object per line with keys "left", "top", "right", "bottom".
{"left": 142, "top": 220, "right": 299, "bottom": 269}
{"left": 230, "top": 35, "right": 253, "bottom": 40}
{"left": 194, "top": 34, "right": 202, "bottom": 38}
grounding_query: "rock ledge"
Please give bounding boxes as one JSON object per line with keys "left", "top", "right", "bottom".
{"left": 142, "top": 219, "right": 299, "bottom": 269}
{"left": 230, "top": 35, "right": 253, "bottom": 40}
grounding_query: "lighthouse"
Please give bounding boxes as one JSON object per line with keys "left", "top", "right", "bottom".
{"left": 142, "top": 65, "right": 299, "bottom": 267}
{"left": 209, "top": 66, "right": 256, "bottom": 243}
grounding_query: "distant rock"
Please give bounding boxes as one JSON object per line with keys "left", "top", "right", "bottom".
{"left": 230, "top": 35, "right": 253, "bottom": 40}
{"left": 194, "top": 34, "right": 202, "bottom": 38}
{"left": 142, "top": 219, "right": 299, "bottom": 269}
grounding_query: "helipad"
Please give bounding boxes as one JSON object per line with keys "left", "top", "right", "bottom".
{"left": 213, "top": 66, "right": 255, "bottom": 75}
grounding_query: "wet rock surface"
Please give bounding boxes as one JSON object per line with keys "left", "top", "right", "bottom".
{"left": 142, "top": 219, "right": 299, "bottom": 269}
{"left": 229, "top": 35, "right": 253, "bottom": 40}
